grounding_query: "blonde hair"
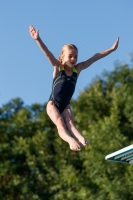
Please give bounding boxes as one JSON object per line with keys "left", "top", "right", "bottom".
{"left": 59, "top": 44, "right": 78, "bottom": 63}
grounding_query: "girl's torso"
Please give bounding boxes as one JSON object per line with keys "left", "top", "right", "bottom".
{"left": 49, "top": 66, "right": 78, "bottom": 113}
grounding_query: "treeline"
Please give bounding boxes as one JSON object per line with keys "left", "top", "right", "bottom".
{"left": 0, "top": 64, "right": 133, "bottom": 200}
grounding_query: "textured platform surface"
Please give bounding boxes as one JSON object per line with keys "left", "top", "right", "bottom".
{"left": 105, "top": 144, "right": 133, "bottom": 164}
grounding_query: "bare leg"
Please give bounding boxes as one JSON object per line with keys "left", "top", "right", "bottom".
{"left": 46, "top": 101, "right": 81, "bottom": 151}
{"left": 61, "top": 105, "right": 89, "bottom": 146}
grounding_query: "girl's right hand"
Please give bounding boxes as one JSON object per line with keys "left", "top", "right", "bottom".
{"left": 29, "top": 25, "right": 39, "bottom": 40}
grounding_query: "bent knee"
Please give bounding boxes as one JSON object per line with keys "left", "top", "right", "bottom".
{"left": 66, "top": 118, "right": 74, "bottom": 127}
{"left": 56, "top": 117, "right": 66, "bottom": 129}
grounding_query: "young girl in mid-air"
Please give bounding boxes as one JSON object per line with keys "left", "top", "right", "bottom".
{"left": 29, "top": 25, "right": 119, "bottom": 151}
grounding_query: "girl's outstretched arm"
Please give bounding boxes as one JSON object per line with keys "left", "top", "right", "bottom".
{"left": 29, "top": 25, "right": 59, "bottom": 67}
{"left": 77, "top": 37, "right": 119, "bottom": 72}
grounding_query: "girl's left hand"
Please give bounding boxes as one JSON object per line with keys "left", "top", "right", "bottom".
{"left": 111, "top": 37, "right": 119, "bottom": 51}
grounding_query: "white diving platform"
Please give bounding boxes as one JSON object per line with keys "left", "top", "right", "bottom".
{"left": 105, "top": 144, "right": 133, "bottom": 164}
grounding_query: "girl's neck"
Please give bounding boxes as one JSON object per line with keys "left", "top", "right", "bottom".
{"left": 63, "top": 65, "right": 73, "bottom": 76}
{"left": 63, "top": 64, "right": 73, "bottom": 70}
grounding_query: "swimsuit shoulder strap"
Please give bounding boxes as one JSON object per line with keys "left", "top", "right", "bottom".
{"left": 61, "top": 66, "right": 65, "bottom": 70}
{"left": 61, "top": 66, "right": 78, "bottom": 73}
{"left": 72, "top": 66, "right": 78, "bottom": 73}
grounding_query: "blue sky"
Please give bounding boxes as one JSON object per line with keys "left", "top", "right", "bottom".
{"left": 1, "top": 1, "right": 133, "bottom": 107}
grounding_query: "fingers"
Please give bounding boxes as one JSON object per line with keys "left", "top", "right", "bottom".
{"left": 117, "top": 37, "right": 119, "bottom": 42}
{"left": 29, "top": 25, "right": 39, "bottom": 35}
{"left": 29, "top": 25, "right": 39, "bottom": 40}
{"left": 114, "top": 37, "right": 119, "bottom": 45}
{"left": 116, "top": 37, "right": 119, "bottom": 44}
{"left": 29, "top": 25, "right": 36, "bottom": 38}
{"left": 112, "top": 37, "right": 119, "bottom": 50}
{"left": 116, "top": 37, "right": 119, "bottom": 46}
{"left": 30, "top": 25, "right": 34, "bottom": 29}
{"left": 29, "top": 25, "right": 35, "bottom": 33}
{"left": 36, "top": 29, "right": 39, "bottom": 35}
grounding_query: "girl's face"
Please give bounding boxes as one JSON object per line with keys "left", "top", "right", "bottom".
{"left": 61, "top": 48, "right": 78, "bottom": 67}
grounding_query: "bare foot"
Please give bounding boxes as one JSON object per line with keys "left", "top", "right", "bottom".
{"left": 68, "top": 138, "right": 81, "bottom": 151}
{"left": 77, "top": 136, "right": 89, "bottom": 147}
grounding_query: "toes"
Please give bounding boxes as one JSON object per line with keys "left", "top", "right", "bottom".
{"left": 84, "top": 140, "right": 89, "bottom": 146}
{"left": 86, "top": 140, "right": 89, "bottom": 146}
{"left": 81, "top": 138, "right": 89, "bottom": 146}
{"left": 70, "top": 145, "right": 81, "bottom": 151}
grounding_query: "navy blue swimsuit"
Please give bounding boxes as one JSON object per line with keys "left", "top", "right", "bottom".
{"left": 49, "top": 66, "right": 78, "bottom": 113}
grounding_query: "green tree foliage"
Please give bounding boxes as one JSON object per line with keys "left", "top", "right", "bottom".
{"left": 0, "top": 63, "right": 133, "bottom": 200}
